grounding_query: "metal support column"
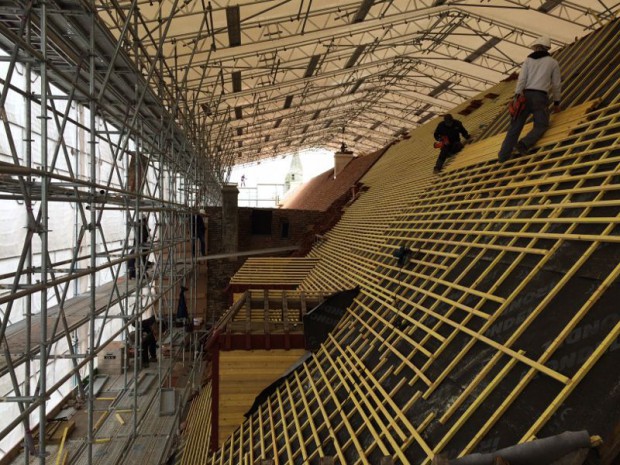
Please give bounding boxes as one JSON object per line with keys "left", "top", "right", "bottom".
{"left": 38, "top": 0, "right": 49, "bottom": 461}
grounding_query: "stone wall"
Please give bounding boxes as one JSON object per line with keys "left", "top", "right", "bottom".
{"left": 237, "top": 207, "right": 322, "bottom": 252}
{"left": 204, "top": 207, "right": 324, "bottom": 323}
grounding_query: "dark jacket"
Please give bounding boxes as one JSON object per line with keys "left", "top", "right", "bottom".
{"left": 135, "top": 218, "right": 150, "bottom": 246}
{"left": 434, "top": 119, "right": 470, "bottom": 145}
{"left": 190, "top": 214, "right": 205, "bottom": 236}
{"left": 177, "top": 287, "right": 189, "bottom": 320}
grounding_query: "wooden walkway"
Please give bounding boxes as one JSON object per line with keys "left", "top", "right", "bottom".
{"left": 1, "top": 279, "right": 145, "bottom": 378}
{"left": 229, "top": 257, "right": 320, "bottom": 289}
{"left": 11, "top": 352, "right": 191, "bottom": 465}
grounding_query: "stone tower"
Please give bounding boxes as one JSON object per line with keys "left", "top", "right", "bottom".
{"left": 284, "top": 152, "right": 304, "bottom": 193}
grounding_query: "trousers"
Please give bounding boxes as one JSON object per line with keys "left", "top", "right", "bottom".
{"left": 434, "top": 141, "right": 464, "bottom": 171}
{"left": 498, "top": 90, "right": 550, "bottom": 161}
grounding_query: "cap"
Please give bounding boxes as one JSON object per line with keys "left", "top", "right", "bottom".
{"left": 199, "top": 208, "right": 206, "bottom": 215}
{"left": 531, "top": 36, "right": 551, "bottom": 49}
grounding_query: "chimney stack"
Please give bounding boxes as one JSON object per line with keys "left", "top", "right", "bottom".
{"left": 334, "top": 149, "right": 355, "bottom": 179}
{"left": 221, "top": 183, "right": 239, "bottom": 258}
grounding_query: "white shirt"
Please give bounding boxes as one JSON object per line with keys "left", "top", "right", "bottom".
{"left": 516, "top": 54, "right": 562, "bottom": 102}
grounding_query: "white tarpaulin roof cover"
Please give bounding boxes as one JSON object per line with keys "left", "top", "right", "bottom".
{"left": 98, "top": 0, "right": 620, "bottom": 166}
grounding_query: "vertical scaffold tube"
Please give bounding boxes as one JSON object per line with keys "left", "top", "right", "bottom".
{"left": 38, "top": 1, "right": 49, "bottom": 462}
{"left": 87, "top": 5, "right": 97, "bottom": 464}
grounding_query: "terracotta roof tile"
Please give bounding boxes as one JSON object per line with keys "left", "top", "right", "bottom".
{"left": 280, "top": 148, "right": 387, "bottom": 211}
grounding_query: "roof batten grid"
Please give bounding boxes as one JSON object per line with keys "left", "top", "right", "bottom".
{"left": 284, "top": 27, "right": 615, "bottom": 465}
{"left": 398, "top": 169, "right": 556, "bottom": 394}
{"left": 450, "top": 217, "right": 618, "bottom": 454}
{"left": 444, "top": 138, "right": 612, "bottom": 456}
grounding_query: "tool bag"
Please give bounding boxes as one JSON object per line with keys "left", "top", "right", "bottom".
{"left": 433, "top": 135, "right": 450, "bottom": 149}
{"left": 508, "top": 94, "right": 526, "bottom": 119}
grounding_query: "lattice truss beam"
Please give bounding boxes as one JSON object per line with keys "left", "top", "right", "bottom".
{"left": 0, "top": 0, "right": 213, "bottom": 461}
{"left": 94, "top": 0, "right": 620, "bottom": 165}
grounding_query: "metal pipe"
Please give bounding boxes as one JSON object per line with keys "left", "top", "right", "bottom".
{"left": 24, "top": 7, "right": 33, "bottom": 463}
{"left": 87, "top": 5, "right": 97, "bottom": 464}
{"left": 132, "top": 5, "right": 140, "bottom": 440}
{"left": 157, "top": 144, "right": 164, "bottom": 390}
{"left": 0, "top": 283, "right": 186, "bottom": 442}
{"left": 0, "top": 240, "right": 184, "bottom": 307}
{"left": 0, "top": 1, "right": 222, "bottom": 461}
{"left": 38, "top": 0, "right": 49, "bottom": 461}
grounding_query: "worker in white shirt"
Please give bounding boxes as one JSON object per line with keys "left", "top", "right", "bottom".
{"left": 498, "top": 36, "right": 562, "bottom": 162}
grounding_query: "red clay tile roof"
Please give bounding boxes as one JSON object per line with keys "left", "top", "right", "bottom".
{"left": 280, "top": 148, "right": 387, "bottom": 211}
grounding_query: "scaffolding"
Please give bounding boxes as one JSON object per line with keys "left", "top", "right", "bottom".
{"left": 0, "top": 0, "right": 219, "bottom": 463}
{"left": 2, "top": 1, "right": 620, "bottom": 464}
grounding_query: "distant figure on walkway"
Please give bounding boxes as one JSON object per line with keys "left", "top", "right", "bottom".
{"left": 128, "top": 214, "right": 151, "bottom": 279}
{"left": 139, "top": 315, "right": 156, "bottom": 335}
{"left": 189, "top": 208, "right": 206, "bottom": 257}
{"left": 433, "top": 114, "right": 471, "bottom": 173}
{"left": 176, "top": 286, "right": 189, "bottom": 322}
{"left": 498, "top": 36, "right": 562, "bottom": 162}
{"left": 240, "top": 174, "right": 246, "bottom": 187}
{"left": 130, "top": 316, "right": 167, "bottom": 367}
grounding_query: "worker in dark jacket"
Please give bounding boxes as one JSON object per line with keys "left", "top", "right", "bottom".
{"left": 127, "top": 214, "right": 152, "bottom": 279}
{"left": 433, "top": 114, "right": 471, "bottom": 173}
{"left": 129, "top": 316, "right": 167, "bottom": 367}
{"left": 189, "top": 209, "right": 206, "bottom": 257}
{"left": 498, "top": 36, "right": 562, "bottom": 162}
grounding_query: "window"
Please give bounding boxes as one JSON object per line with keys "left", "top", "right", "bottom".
{"left": 251, "top": 209, "right": 272, "bottom": 235}
{"left": 281, "top": 221, "right": 289, "bottom": 238}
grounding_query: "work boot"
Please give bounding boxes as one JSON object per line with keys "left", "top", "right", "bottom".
{"left": 516, "top": 141, "right": 528, "bottom": 156}
{"left": 497, "top": 151, "right": 511, "bottom": 163}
